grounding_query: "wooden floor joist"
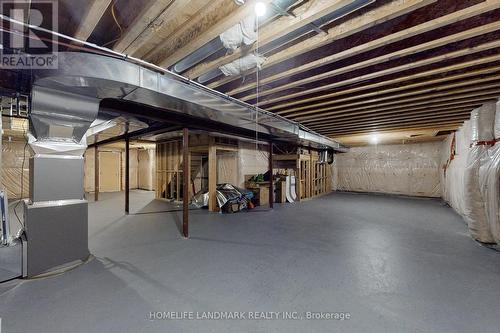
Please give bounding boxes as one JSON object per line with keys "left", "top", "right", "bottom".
{"left": 112, "top": 0, "right": 202, "bottom": 55}
{"left": 69, "top": 0, "right": 500, "bottom": 140}
{"left": 298, "top": 88, "right": 500, "bottom": 124}
{"left": 267, "top": 55, "right": 500, "bottom": 111}
{"left": 280, "top": 73, "right": 500, "bottom": 118}
{"left": 240, "top": 22, "right": 500, "bottom": 102}
{"left": 250, "top": 39, "right": 500, "bottom": 106}
{"left": 327, "top": 120, "right": 467, "bottom": 136}
{"left": 207, "top": 0, "right": 436, "bottom": 89}
{"left": 184, "top": 0, "right": 360, "bottom": 78}
{"left": 73, "top": 0, "right": 113, "bottom": 41}
{"left": 223, "top": 0, "right": 500, "bottom": 96}
{"left": 146, "top": 0, "right": 269, "bottom": 67}
{"left": 309, "top": 106, "right": 479, "bottom": 129}
{"left": 311, "top": 110, "right": 475, "bottom": 132}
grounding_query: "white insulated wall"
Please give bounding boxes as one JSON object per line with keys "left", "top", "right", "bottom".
{"left": 334, "top": 142, "right": 442, "bottom": 197}
{"left": 237, "top": 141, "right": 269, "bottom": 188}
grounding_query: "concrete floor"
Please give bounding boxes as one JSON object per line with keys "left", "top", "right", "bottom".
{"left": 0, "top": 191, "right": 499, "bottom": 332}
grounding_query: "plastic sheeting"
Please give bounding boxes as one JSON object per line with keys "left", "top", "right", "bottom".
{"left": 335, "top": 142, "right": 442, "bottom": 197}
{"left": 478, "top": 101, "right": 500, "bottom": 243}
{"left": 220, "top": 16, "right": 257, "bottom": 50}
{"left": 440, "top": 122, "right": 470, "bottom": 216}
{"left": 219, "top": 53, "right": 266, "bottom": 76}
{"left": 464, "top": 104, "right": 496, "bottom": 243}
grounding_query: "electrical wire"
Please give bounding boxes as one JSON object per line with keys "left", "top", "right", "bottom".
{"left": 102, "top": 1, "right": 124, "bottom": 48}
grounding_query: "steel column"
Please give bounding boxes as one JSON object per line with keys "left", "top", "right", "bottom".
{"left": 182, "top": 128, "right": 189, "bottom": 238}
{"left": 269, "top": 142, "right": 274, "bottom": 209}
{"left": 94, "top": 145, "right": 99, "bottom": 202}
{"left": 125, "top": 137, "right": 130, "bottom": 214}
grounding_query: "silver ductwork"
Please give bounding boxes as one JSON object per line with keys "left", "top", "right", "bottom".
{"left": 31, "top": 52, "right": 347, "bottom": 152}
{"left": 22, "top": 85, "right": 98, "bottom": 277}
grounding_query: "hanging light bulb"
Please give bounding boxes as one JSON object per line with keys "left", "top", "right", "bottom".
{"left": 255, "top": 1, "right": 267, "bottom": 17}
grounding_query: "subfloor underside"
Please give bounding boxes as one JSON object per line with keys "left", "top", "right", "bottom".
{"left": 1, "top": 191, "right": 499, "bottom": 332}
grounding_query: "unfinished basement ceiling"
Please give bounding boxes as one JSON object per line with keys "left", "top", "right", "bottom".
{"left": 54, "top": 0, "right": 500, "bottom": 144}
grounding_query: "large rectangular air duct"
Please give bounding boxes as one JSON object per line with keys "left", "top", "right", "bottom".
{"left": 22, "top": 85, "right": 99, "bottom": 277}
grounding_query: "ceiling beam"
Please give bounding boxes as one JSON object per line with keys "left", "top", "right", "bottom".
{"left": 208, "top": 0, "right": 436, "bottom": 89}
{"left": 240, "top": 21, "right": 500, "bottom": 102}
{"left": 329, "top": 121, "right": 463, "bottom": 140}
{"left": 267, "top": 54, "right": 500, "bottom": 111}
{"left": 310, "top": 110, "right": 474, "bottom": 131}
{"left": 183, "top": 0, "right": 357, "bottom": 78}
{"left": 73, "top": 0, "right": 113, "bottom": 41}
{"left": 280, "top": 74, "right": 500, "bottom": 118}
{"left": 254, "top": 39, "right": 500, "bottom": 106}
{"left": 112, "top": 0, "right": 183, "bottom": 54}
{"left": 308, "top": 105, "right": 479, "bottom": 128}
{"left": 298, "top": 91, "right": 500, "bottom": 123}
{"left": 144, "top": 0, "right": 269, "bottom": 68}
{"left": 225, "top": 0, "right": 500, "bottom": 96}
{"left": 325, "top": 120, "right": 466, "bottom": 136}
{"left": 274, "top": 66, "right": 500, "bottom": 114}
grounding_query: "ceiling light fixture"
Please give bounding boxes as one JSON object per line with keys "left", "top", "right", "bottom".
{"left": 255, "top": 1, "right": 267, "bottom": 17}
{"left": 370, "top": 134, "right": 379, "bottom": 145}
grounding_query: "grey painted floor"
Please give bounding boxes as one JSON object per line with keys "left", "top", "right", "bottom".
{"left": 0, "top": 191, "right": 499, "bottom": 332}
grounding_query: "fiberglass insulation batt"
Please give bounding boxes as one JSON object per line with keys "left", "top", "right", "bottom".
{"left": 464, "top": 103, "right": 496, "bottom": 243}
{"left": 478, "top": 101, "right": 500, "bottom": 243}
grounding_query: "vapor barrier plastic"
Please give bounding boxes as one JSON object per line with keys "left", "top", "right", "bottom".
{"left": 219, "top": 53, "right": 266, "bottom": 76}
{"left": 335, "top": 142, "right": 441, "bottom": 197}
{"left": 478, "top": 102, "right": 500, "bottom": 243}
{"left": 464, "top": 104, "right": 496, "bottom": 243}
{"left": 220, "top": 15, "right": 257, "bottom": 50}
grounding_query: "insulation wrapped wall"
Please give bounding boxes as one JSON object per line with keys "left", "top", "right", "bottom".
{"left": 138, "top": 149, "right": 155, "bottom": 191}
{"left": 237, "top": 141, "right": 268, "bottom": 188}
{"left": 478, "top": 102, "right": 500, "bottom": 243}
{"left": 335, "top": 142, "right": 442, "bottom": 197}
{"left": 1, "top": 140, "right": 29, "bottom": 199}
{"left": 440, "top": 121, "right": 470, "bottom": 216}
{"left": 463, "top": 104, "right": 496, "bottom": 243}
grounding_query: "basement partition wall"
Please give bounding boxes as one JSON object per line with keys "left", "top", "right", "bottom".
{"left": 333, "top": 99, "right": 499, "bottom": 245}
{"left": 441, "top": 101, "right": 500, "bottom": 244}
{"left": 334, "top": 142, "right": 442, "bottom": 198}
